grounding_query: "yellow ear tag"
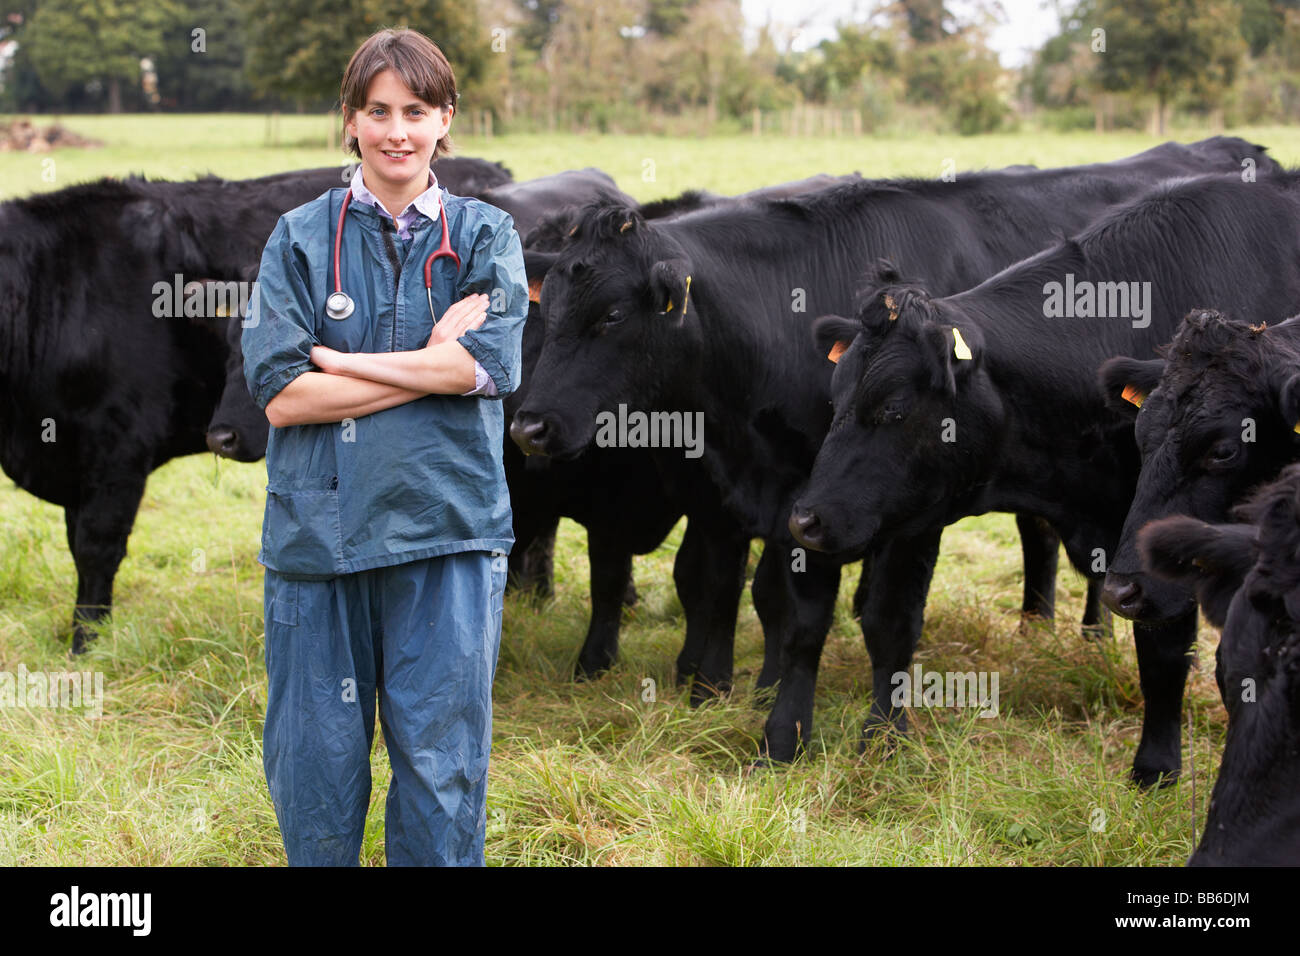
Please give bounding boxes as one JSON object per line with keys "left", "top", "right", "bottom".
{"left": 1292, "top": 420, "right": 1300, "bottom": 434}
{"left": 682, "top": 275, "right": 692, "bottom": 317}
{"left": 952, "top": 327, "right": 973, "bottom": 361}
{"left": 828, "top": 341, "right": 848, "bottom": 364}
{"left": 664, "top": 298, "right": 673, "bottom": 314}
{"left": 1121, "top": 385, "right": 1145, "bottom": 408}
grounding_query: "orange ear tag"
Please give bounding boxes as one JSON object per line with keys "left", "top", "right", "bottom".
{"left": 1121, "top": 385, "right": 1145, "bottom": 408}
{"left": 528, "top": 277, "right": 543, "bottom": 304}
{"left": 828, "top": 341, "right": 849, "bottom": 364}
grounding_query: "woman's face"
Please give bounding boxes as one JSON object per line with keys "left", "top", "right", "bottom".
{"left": 346, "top": 68, "right": 450, "bottom": 199}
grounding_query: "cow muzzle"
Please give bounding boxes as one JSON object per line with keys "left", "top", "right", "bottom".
{"left": 789, "top": 504, "right": 828, "bottom": 551}
{"left": 509, "top": 412, "right": 553, "bottom": 457}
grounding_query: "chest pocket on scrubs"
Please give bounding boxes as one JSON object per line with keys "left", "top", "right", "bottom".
{"left": 262, "top": 474, "right": 343, "bottom": 577}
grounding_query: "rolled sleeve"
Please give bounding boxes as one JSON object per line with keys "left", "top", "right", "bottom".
{"left": 242, "top": 218, "right": 319, "bottom": 411}
{"left": 456, "top": 215, "right": 527, "bottom": 400}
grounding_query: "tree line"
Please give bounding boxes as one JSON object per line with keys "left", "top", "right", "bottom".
{"left": 0, "top": 0, "right": 1295, "bottom": 134}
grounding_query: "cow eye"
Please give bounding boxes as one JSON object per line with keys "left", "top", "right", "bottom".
{"left": 1205, "top": 440, "right": 1239, "bottom": 468}
{"left": 876, "top": 400, "right": 907, "bottom": 424}
{"left": 604, "top": 309, "right": 625, "bottom": 327}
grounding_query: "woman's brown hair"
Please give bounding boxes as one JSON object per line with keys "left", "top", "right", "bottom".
{"left": 340, "top": 28, "right": 458, "bottom": 159}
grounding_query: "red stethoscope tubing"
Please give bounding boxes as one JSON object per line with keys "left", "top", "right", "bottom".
{"left": 330, "top": 189, "right": 461, "bottom": 321}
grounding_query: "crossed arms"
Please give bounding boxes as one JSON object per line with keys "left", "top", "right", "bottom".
{"left": 264, "top": 294, "right": 489, "bottom": 428}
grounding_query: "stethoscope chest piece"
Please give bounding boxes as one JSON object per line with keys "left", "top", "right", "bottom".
{"left": 325, "top": 291, "right": 355, "bottom": 321}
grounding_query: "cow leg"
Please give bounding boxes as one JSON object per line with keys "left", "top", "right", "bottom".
{"left": 1017, "top": 514, "right": 1058, "bottom": 620}
{"left": 1081, "top": 579, "right": 1113, "bottom": 640}
{"left": 65, "top": 474, "right": 147, "bottom": 655}
{"left": 860, "top": 530, "right": 943, "bottom": 743}
{"left": 573, "top": 530, "right": 633, "bottom": 680}
{"left": 759, "top": 553, "right": 841, "bottom": 762}
{"left": 752, "top": 544, "right": 789, "bottom": 691}
{"left": 673, "top": 516, "right": 748, "bottom": 704}
{"left": 508, "top": 514, "right": 558, "bottom": 598}
{"left": 1131, "top": 610, "right": 1199, "bottom": 787}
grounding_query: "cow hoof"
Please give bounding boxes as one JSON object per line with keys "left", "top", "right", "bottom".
{"left": 688, "top": 676, "right": 731, "bottom": 707}
{"left": 1130, "top": 763, "right": 1180, "bottom": 789}
{"left": 573, "top": 657, "right": 613, "bottom": 682}
{"left": 69, "top": 623, "right": 97, "bottom": 656}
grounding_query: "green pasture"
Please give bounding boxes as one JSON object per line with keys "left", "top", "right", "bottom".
{"left": 0, "top": 116, "right": 1274, "bottom": 865}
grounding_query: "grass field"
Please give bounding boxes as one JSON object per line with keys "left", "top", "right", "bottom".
{"left": 0, "top": 115, "right": 1283, "bottom": 865}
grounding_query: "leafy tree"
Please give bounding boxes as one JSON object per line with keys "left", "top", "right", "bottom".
{"left": 893, "top": 0, "right": 954, "bottom": 43}
{"left": 1093, "top": 0, "right": 1245, "bottom": 133}
{"left": 239, "top": 0, "right": 487, "bottom": 109}
{"left": 153, "top": 0, "right": 252, "bottom": 110}
{"left": 645, "top": 0, "right": 694, "bottom": 35}
{"left": 25, "top": 0, "right": 181, "bottom": 112}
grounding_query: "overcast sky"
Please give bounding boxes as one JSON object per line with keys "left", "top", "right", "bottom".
{"left": 741, "top": 0, "right": 1063, "bottom": 68}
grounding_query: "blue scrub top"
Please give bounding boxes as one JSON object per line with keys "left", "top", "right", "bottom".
{"left": 242, "top": 186, "right": 528, "bottom": 579}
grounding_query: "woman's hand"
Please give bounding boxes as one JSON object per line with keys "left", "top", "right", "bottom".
{"left": 311, "top": 345, "right": 347, "bottom": 374}
{"left": 426, "top": 293, "right": 489, "bottom": 348}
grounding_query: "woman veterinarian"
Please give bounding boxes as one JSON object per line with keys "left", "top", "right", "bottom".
{"left": 242, "top": 28, "right": 527, "bottom": 866}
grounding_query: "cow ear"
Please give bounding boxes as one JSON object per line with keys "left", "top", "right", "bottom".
{"left": 921, "top": 323, "right": 980, "bottom": 395}
{"left": 523, "top": 250, "right": 558, "bottom": 279}
{"left": 812, "top": 314, "right": 860, "bottom": 364}
{"left": 1099, "top": 356, "right": 1166, "bottom": 417}
{"left": 650, "top": 260, "right": 691, "bottom": 323}
{"left": 919, "top": 324, "right": 957, "bottom": 395}
{"left": 1275, "top": 372, "right": 1300, "bottom": 435}
{"left": 1139, "top": 516, "right": 1257, "bottom": 629}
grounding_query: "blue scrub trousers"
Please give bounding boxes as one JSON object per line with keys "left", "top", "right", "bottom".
{"left": 262, "top": 551, "right": 507, "bottom": 866}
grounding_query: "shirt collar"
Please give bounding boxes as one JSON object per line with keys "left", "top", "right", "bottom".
{"left": 350, "top": 167, "right": 442, "bottom": 223}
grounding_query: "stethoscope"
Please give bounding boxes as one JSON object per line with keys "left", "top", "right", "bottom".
{"left": 324, "top": 190, "right": 461, "bottom": 321}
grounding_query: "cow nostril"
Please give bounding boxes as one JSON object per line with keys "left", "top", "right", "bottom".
{"left": 788, "top": 506, "right": 825, "bottom": 548}
{"left": 1102, "top": 577, "right": 1143, "bottom": 617}
{"left": 206, "top": 428, "right": 237, "bottom": 457}
{"left": 509, "top": 415, "right": 549, "bottom": 455}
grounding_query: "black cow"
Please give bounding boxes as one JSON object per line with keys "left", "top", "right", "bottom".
{"left": 792, "top": 169, "right": 1300, "bottom": 786}
{"left": 1, "top": 157, "right": 512, "bottom": 653}
{"left": 481, "top": 168, "right": 635, "bottom": 241}
{"left": 511, "top": 138, "right": 1269, "bottom": 761}
{"left": 1098, "top": 310, "right": 1300, "bottom": 626}
{"left": 1140, "top": 468, "right": 1300, "bottom": 865}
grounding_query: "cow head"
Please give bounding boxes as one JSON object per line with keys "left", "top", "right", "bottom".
{"left": 206, "top": 313, "right": 269, "bottom": 461}
{"left": 1143, "top": 466, "right": 1300, "bottom": 865}
{"left": 1099, "top": 310, "right": 1300, "bottom": 623}
{"left": 510, "top": 201, "right": 701, "bottom": 459}
{"left": 789, "top": 281, "right": 1002, "bottom": 555}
